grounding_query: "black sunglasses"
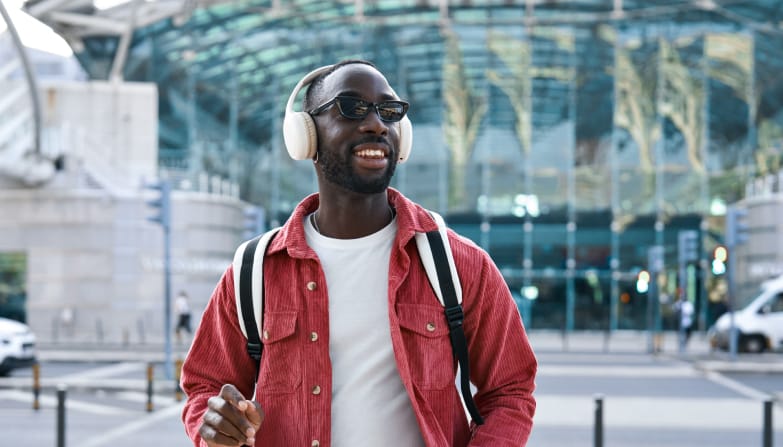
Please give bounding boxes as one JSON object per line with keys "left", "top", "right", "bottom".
{"left": 309, "top": 96, "right": 409, "bottom": 123}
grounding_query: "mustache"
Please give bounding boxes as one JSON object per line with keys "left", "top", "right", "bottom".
{"left": 352, "top": 135, "right": 392, "bottom": 149}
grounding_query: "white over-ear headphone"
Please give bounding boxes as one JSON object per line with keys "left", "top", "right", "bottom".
{"left": 282, "top": 64, "right": 413, "bottom": 163}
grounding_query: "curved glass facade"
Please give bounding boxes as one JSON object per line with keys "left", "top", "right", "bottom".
{"left": 58, "top": 1, "right": 783, "bottom": 331}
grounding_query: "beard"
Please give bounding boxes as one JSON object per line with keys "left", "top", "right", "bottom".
{"left": 318, "top": 147, "right": 397, "bottom": 194}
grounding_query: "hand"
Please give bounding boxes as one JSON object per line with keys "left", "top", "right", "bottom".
{"left": 199, "top": 384, "right": 264, "bottom": 446}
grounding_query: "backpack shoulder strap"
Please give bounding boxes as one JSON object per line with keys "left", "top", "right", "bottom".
{"left": 414, "top": 211, "right": 462, "bottom": 306}
{"left": 414, "top": 211, "right": 484, "bottom": 425}
{"left": 232, "top": 227, "right": 281, "bottom": 364}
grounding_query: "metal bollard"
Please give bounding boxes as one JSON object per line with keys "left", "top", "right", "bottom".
{"left": 146, "top": 363, "right": 154, "bottom": 412}
{"left": 32, "top": 362, "right": 41, "bottom": 410}
{"left": 594, "top": 394, "right": 604, "bottom": 447}
{"left": 763, "top": 398, "right": 773, "bottom": 447}
{"left": 57, "top": 384, "right": 67, "bottom": 447}
{"left": 174, "top": 358, "right": 184, "bottom": 402}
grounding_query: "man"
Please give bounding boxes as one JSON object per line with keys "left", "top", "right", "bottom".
{"left": 181, "top": 60, "right": 537, "bottom": 447}
{"left": 676, "top": 297, "right": 695, "bottom": 352}
{"left": 174, "top": 290, "right": 192, "bottom": 344}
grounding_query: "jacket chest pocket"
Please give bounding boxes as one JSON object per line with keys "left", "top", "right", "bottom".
{"left": 397, "top": 304, "right": 455, "bottom": 390}
{"left": 259, "top": 311, "right": 302, "bottom": 393}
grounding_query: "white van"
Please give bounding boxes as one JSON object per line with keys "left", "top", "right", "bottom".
{"left": 709, "top": 275, "right": 783, "bottom": 353}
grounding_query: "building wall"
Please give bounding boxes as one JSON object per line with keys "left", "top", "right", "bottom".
{"left": 39, "top": 80, "right": 159, "bottom": 190}
{"left": 0, "top": 187, "right": 245, "bottom": 343}
{"left": 0, "top": 80, "right": 246, "bottom": 343}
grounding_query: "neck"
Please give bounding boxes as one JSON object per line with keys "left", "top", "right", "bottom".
{"left": 311, "top": 193, "right": 395, "bottom": 239}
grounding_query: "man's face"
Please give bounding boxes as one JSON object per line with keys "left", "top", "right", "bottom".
{"left": 310, "top": 64, "right": 402, "bottom": 194}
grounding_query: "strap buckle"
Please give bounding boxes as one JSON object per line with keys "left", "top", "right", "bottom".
{"left": 444, "top": 305, "right": 464, "bottom": 330}
{"left": 246, "top": 342, "right": 262, "bottom": 360}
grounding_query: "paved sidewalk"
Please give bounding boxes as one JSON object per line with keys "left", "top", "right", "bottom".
{"left": 2, "top": 330, "right": 781, "bottom": 447}
{"left": 30, "top": 329, "right": 783, "bottom": 370}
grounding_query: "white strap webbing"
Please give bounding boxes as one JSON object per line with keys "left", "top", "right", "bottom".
{"left": 414, "top": 211, "right": 463, "bottom": 306}
{"left": 232, "top": 228, "right": 280, "bottom": 339}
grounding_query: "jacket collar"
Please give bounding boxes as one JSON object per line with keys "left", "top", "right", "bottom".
{"left": 267, "top": 188, "right": 439, "bottom": 258}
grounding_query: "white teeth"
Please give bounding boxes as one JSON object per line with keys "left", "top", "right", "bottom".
{"left": 356, "top": 149, "right": 386, "bottom": 158}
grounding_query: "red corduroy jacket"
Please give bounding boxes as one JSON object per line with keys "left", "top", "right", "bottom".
{"left": 181, "top": 188, "right": 537, "bottom": 447}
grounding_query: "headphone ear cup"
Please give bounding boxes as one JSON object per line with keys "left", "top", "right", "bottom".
{"left": 283, "top": 111, "right": 318, "bottom": 160}
{"left": 397, "top": 115, "right": 413, "bottom": 163}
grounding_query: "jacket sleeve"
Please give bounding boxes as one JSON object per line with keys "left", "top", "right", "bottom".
{"left": 454, "top": 236, "right": 537, "bottom": 446}
{"left": 181, "top": 265, "right": 259, "bottom": 446}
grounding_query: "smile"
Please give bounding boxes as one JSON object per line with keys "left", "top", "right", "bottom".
{"left": 355, "top": 148, "right": 387, "bottom": 159}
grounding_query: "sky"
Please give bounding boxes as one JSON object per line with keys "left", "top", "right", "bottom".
{"left": 1, "top": 0, "right": 74, "bottom": 56}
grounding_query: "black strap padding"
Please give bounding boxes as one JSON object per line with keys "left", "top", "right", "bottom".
{"left": 426, "top": 230, "right": 485, "bottom": 425}
{"left": 239, "top": 236, "right": 263, "bottom": 363}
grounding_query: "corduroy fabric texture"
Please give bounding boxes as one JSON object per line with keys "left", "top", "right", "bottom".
{"left": 181, "top": 188, "right": 537, "bottom": 447}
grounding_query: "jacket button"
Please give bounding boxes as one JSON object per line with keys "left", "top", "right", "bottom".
{"left": 426, "top": 322, "right": 436, "bottom": 332}
{"left": 307, "top": 281, "right": 317, "bottom": 291}
{"left": 263, "top": 330, "right": 269, "bottom": 339}
{"left": 311, "top": 385, "right": 321, "bottom": 395}
{"left": 311, "top": 441, "right": 320, "bottom": 447}
{"left": 310, "top": 332, "right": 318, "bottom": 342}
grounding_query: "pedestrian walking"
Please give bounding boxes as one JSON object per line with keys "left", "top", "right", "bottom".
{"left": 174, "top": 290, "right": 192, "bottom": 344}
{"left": 181, "top": 60, "right": 537, "bottom": 447}
{"left": 676, "top": 297, "right": 695, "bottom": 352}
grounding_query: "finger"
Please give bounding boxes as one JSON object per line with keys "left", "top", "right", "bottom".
{"left": 243, "top": 400, "right": 265, "bottom": 429}
{"left": 199, "top": 422, "right": 245, "bottom": 446}
{"left": 219, "top": 384, "right": 248, "bottom": 408}
{"left": 204, "top": 397, "right": 254, "bottom": 443}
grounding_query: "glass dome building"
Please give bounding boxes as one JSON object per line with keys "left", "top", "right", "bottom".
{"left": 25, "top": 0, "right": 783, "bottom": 332}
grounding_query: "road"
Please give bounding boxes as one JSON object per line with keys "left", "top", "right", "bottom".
{"left": 530, "top": 350, "right": 782, "bottom": 446}
{"left": 0, "top": 332, "right": 781, "bottom": 446}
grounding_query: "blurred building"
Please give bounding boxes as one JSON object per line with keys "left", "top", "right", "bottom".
{"left": 3, "top": 1, "right": 783, "bottom": 339}
{"left": 0, "top": 9, "right": 247, "bottom": 342}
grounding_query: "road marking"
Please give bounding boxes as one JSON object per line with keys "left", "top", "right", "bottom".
{"left": 534, "top": 394, "right": 783, "bottom": 429}
{"left": 0, "top": 389, "right": 132, "bottom": 415}
{"left": 538, "top": 365, "right": 697, "bottom": 378}
{"left": 114, "top": 390, "right": 177, "bottom": 406}
{"left": 79, "top": 401, "right": 185, "bottom": 447}
{"left": 60, "top": 361, "right": 146, "bottom": 380}
{"left": 703, "top": 370, "right": 773, "bottom": 400}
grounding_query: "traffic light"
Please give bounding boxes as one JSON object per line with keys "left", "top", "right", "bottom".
{"left": 636, "top": 270, "right": 650, "bottom": 293}
{"left": 146, "top": 179, "right": 171, "bottom": 228}
{"left": 725, "top": 206, "right": 748, "bottom": 247}
{"left": 712, "top": 245, "right": 727, "bottom": 275}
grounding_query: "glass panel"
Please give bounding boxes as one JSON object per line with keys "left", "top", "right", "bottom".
{"left": 573, "top": 273, "right": 611, "bottom": 331}
{"left": 659, "top": 36, "right": 709, "bottom": 214}
{"left": 0, "top": 252, "right": 27, "bottom": 323}
{"left": 526, "top": 276, "right": 566, "bottom": 330}
{"left": 617, "top": 277, "right": 648, "bottom": 330}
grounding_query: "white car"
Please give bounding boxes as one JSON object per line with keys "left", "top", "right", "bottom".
{"left": 709, "top": 276, "right": 783, "bottom": 353}
{"left": 0, "top": 317, "right": 36, "bottom": 376}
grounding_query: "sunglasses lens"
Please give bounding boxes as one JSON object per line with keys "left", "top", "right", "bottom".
{"left": 377, "top": 103, "right": 405, "bottom": 122}
{"left": 336, "top": 98, "right": 369, "bottom": 119}
{"left": 335, "top": 97, "right": 406, "bottom": 122}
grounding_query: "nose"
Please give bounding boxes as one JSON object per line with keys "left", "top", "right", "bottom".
{"left": 358, "top": 105, "right": 388, "bottom": 135}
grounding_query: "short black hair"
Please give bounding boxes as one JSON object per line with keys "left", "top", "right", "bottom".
{"left": 303, "top": 59, "right": 377, "bottom": 111}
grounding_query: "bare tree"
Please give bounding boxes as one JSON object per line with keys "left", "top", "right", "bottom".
{"left": 441, "top": 26, "right": 487, "bottom": 210}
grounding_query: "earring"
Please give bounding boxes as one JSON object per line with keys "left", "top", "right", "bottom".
{"left": 313, "top": 151, "right": 319, "bottom": 164}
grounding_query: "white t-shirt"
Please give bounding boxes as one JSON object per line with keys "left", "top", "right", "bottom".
{"left": 175, "top": 295, "right": 190, "bottom": 315}
{"left": 305, "top": 214, "right": 425, "bottom": 447}
{"left": 680, "top": 300, "right": 694, "bottom": 328}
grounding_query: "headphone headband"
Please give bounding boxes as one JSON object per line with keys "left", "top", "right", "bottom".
{"left": 285, "top": 65, "right": 334, "bottom": 115}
